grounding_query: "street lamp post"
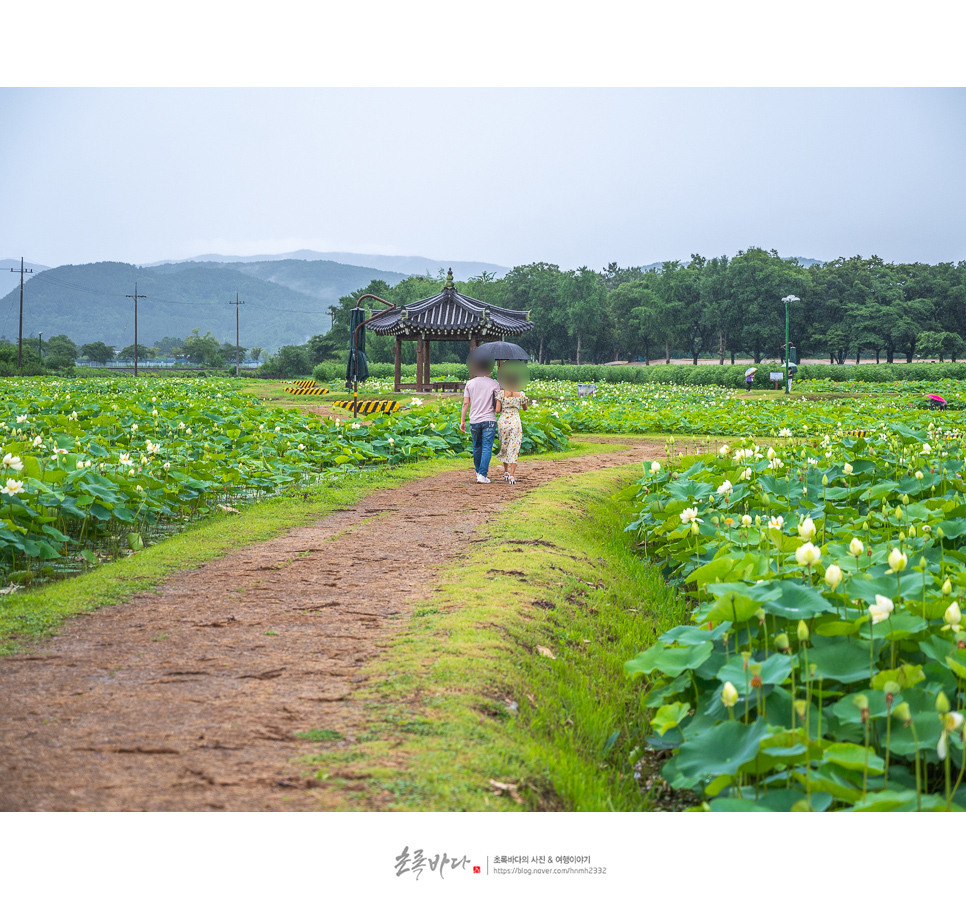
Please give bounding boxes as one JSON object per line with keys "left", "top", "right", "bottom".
{"left": 37, "top": 332, "right": 43, "bottom": 361}
{"left": 781, "top": 295, "right": 800, "bottom": 394}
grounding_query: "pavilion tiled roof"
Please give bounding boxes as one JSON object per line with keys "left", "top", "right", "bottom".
{"left": 367, "top": 269, "right": 533, "bottom": 338}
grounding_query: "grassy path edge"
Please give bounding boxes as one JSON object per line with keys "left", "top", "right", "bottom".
{"left": 298, "top": 462, "right": 691, "bottom": 811}
{"left": 0, "top": 440, "right": 625, "bottom": 654}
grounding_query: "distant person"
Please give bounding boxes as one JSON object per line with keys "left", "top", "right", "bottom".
{"left": 495, "top": 369, "right": 528, "bottom": 485}
{"left": 744, "top": 366, "right": 756, "bottom": 392}
{"left": 459, "top": 357, "right": 500, "bottom": 484}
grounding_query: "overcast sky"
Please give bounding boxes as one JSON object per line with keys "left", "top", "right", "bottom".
{"left": 2, "top": 87, "right": 964, "bottom": 270}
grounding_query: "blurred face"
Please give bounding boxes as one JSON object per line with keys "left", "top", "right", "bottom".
{"left": 497, "top": 360, "right": 529, "bottom": 390}
{"left": 468, "top": 356, "right": 495, "bottom": 377}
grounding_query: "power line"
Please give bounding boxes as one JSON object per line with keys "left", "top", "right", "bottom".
{"left": 9, "top": 258, "right": 34, "bottom": 370}
{"left": 125, "top": 282, "right": 148, "bottom": 377}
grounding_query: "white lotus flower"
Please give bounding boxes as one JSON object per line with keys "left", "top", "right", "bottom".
{"left": 768, "top": 457, "right": 785, "bottom": 470}
{"left": 680, "top": 507, "right": 701, "bottom": 525}
{"left": 131, "top": 423, "right": 138, "bottom": 431}
{"left": 15, "top": 415, "right": 27, "bottom": 424}
{"left": 767, "top": 447, "right": 777, "bottom": 459}
{"left": 887, "top": 547, "right": 908, "bottom": 573}
{"left": 768, "top": 515, "right": 784, "bottom": 530}
{"left": 921, "top": 443, "right": 932, "bottom": 455}
{"left": 843, "top": 462, "right": 854, "bottom": 475}
{"left": 739, "top": 467, "right": 752, "bottom": 481}
{"left": 1, "top": 478, "right": 25, "bottom": 496}
{"left": 718, "top": 444, "right": 731, "bottom": 457}
{"left": 915, "top": 470, "right": 924, "bottom": 480}
{"left": 868, "top": 594, "right": 894, "bottom": 624}
{"left": 650, "top": 461, "right": 661, "bottom": 474}
{"left": 716, "top": 480, "right": 733, "bottom": 496}
{"left": 825, "top": 564, "right": 843, "bottom": 589}
{"left": 944, "top": 602, "right": 962, "bottom": 628}
{"left": 387, "top": 437, "right": 395, "bottom": 446}
{"left": 721, "top": 681, "right": 738, "bottom": 708}
{"left": 849, "top": 537, "right": 864, "bottom": 557}
{"left": 741, "top": 514, "right": 752, "bottom": 527}
{"left": 2, "top": 453, "right": 23, "bottom": 472}
{"left": 163, "top": 462, "right": 171, "bottom": 471}
{"left": 119, "top": 453, "right": 133, "bottom": 466}
{"left": 76, "top": 461, "right": 84, "bottom": 470}
{"left": 798, "top": 517, "right": 817, "bottom": 541}
{"left": 796, "top": 542, "right": 821, "bottom": 567}
{"left": 778, "top": 428, "right": 792, "bottom": 437}
{"left": 32, "top": 436, "right": 43, "bottom": 448}
{"left": 807, "top": 457, "right": 818, "bottom": 466}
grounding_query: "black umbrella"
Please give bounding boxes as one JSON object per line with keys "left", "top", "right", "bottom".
{"left": 471, "top": 341, "right": 530, "bottom": 362}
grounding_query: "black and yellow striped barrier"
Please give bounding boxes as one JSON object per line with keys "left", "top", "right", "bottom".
{"left": 333, "top": 398, "right": 399, "bottom": 415}
{"left": 284, "top": 384, "right": 330, "bottom": 395}
{"left": 841, "top": 429, "right": 867, "bottom": 438}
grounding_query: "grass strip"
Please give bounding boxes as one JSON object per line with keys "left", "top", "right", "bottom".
{"left": 299, "top": 462, "right": 690, "bottom": 811}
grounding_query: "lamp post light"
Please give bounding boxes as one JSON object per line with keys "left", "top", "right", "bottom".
{"left": 781, "top": 295, "right": 800, "bottom": 393}
{"left": 37, "top": 332, "right": 43, "bottom": 361}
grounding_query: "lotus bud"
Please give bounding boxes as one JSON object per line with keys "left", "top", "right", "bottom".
{"left": 908, "top": 526, "right": 916, "bottom": 539}
{"left": 798, "top": 516, "right": 817, "bottom": 541}
{"left": 937, "top": 690, "right": 950, "bottom": 714}
{"left": 945, "top": 602, "right": 962, "bottom": 627}
{"left": 794, "top": 700, "right": 808, "bottom": 721}
{"left": 690, "top": 522, "right": 699, "bottom": 536}
{"left": 937, "top": 526, "right": 945, "bottom": 540}
{"left": 720, "top": 681, "right": 738, "bottom": 709}
{"left": 943, "top": 578, "right": 952, "bottom": 595}
{"left": 849, "top": 537, "right": 864, "bottom": 557}
{"left": 902, "top": 494, "right": 910, "bottom": 506}
{"left": 774, "top": 633, "right": 790, "bottom": 652}
{"left": 916, "top": 470, "right": 924, "bottom": 480}
{"left": 883, "top": 680, "right": 901, "bottom": 705}
{"left": 821, "top": 474, "right": 829, "bottom": 486}
{"left": 893, "top": 702, "right": 912, "bottom": 725}
{"left": 797, "top": 620, "right": 810, "bottom": 642}
{"left": 825, "top": 564, "right": 843, "bottom": 589}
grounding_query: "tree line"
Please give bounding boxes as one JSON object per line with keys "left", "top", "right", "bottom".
{"left": 314, "top": 249, "right": 966, "bottom": 366}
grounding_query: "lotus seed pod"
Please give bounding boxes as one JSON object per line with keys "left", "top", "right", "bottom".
{"left": 853, "top": 694, "right": 869, "bottom": 712}
{"left": 794, "top": 700, "right": 808, "bottom": 720}
{"left": 774, "top": 633, "right": 790, "bottom": 652}
{"left": 892, "top": 702, "right": 912, "bottom": 725}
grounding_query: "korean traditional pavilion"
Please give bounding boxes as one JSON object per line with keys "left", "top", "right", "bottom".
{"left": 367, "top": 268, "right": 534, "bottom": 392}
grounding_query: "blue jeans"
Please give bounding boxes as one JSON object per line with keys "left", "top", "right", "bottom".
{"left": 470, "top": 421, "right": 496, "bottom": 477}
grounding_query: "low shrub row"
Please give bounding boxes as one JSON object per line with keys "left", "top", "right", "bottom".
{"left": 314, "top": 358, "right": 966, "bottom": 390}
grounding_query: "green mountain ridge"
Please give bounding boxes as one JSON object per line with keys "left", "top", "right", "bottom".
{"left": 0, "top": 260, "right": 401, "bottom": 354}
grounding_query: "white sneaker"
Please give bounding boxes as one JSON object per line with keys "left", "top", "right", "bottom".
{"left": 476, "top": 473, "right": 485, "bottom": 483}
{"left": 480, "top": 475, "right": 491, "bottom": 483}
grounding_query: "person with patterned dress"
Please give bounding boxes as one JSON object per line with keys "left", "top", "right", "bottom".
{"left": 495, "top": 386, "right": 527, "bottom": 484}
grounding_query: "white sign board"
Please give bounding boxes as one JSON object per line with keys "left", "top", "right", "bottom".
{"left": 769, "top": 372, "right": 784, "bottom": 382}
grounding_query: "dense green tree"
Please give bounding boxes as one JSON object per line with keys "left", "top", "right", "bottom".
{"left": 81, "top": 341, "right": 114, "bottom": 364}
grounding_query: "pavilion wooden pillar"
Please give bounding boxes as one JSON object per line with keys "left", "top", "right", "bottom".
{"left": 415, "top": 337, "right": 424, "bottom": 392}
{"left": 469, "top": 336, "right": 478, "bottom": 352}
{"left": 423, "top": 338, "right": 431, "bottom": 390}
{"left": 393, "top": 337, "right": 402, "bottom": 392}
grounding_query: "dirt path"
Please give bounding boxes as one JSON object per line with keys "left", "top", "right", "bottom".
{"left": 0, "top": 441, "right": 663, "bottom": 811}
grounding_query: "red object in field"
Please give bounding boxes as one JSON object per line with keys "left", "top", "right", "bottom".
{"left": 927, "top": 394, "right": 947, "bottom": 408}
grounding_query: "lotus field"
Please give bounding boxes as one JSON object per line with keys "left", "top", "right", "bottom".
{"left": 626, "top": 423, "right": 966, "bottom": 811}
{"left": 0, "top": 377, "right": 569, "bottom": 583}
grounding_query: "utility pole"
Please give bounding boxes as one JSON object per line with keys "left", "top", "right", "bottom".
{"left": 230, "top": 293, "right": 244, "bottom": 378}
{"left": 9, "top": 258, "right": 34, "bottom": 371}
{"left": 126, "top": 282, "right": 148, "bottom": 377}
